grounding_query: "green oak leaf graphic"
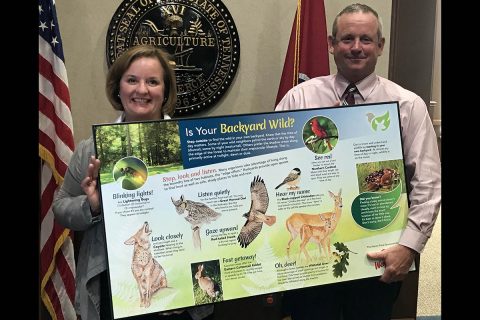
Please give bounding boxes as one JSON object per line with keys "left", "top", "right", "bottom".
{"left": 332, "top": 242, "right": 356, "bottom": 278}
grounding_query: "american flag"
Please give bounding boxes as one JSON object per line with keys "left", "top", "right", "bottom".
{"left": 39, "top": 0, "right": 76, "bottom": 319}
{"left": 275, "top": 0, "right": 330, "bottom": 106}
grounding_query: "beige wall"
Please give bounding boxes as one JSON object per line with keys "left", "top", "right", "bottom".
{"left": 55, "top": 0, "right": 391, "bottom": 144}
{"left": 432, "top": 0, "right": 441, "bottom": 124}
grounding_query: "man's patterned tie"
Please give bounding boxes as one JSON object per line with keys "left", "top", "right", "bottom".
{"left": 341, "top": 83, "right": 358, "bottom": 106}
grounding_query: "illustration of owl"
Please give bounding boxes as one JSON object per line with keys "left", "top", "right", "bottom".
{"left": 171, "top": 195, "right": 221, "bottom": 249}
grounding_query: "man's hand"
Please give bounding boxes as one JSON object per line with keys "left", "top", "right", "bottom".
{"left": 367, "top": 244, "right": 416, "bottom": 283}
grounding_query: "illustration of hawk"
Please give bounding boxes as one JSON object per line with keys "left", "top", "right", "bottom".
{"left": 275, "top": 168, "right": 301, "bottom": 190}
{"left": 237, "top": 176, "right": 276, "bottom": 248}
{"left": 171, "top": 195, "right": 221, "bottom": 249}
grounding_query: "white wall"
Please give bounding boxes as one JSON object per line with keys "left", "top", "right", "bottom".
{"left": 55, "top": 0, "right": 392, "bottom": 144}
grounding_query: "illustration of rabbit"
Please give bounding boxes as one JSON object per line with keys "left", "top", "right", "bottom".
{"left": 195, "top": 264, "right": 219, "bottom": 300}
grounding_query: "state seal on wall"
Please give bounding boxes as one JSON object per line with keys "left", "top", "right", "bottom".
{"left": 106, "top": 0, "right": 240, "bottom": 117}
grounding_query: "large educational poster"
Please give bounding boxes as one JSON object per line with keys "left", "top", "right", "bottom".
{"left": 93, "top": 102, "right": 409, "bottom": 319}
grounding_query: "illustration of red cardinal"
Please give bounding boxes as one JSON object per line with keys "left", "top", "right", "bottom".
{"left": 310, "top": 118, "right": 332, "bottom": 150}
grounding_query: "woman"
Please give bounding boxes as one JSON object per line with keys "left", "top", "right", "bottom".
{"left": 53, "top": 45, "right": 214, "bottom": 320}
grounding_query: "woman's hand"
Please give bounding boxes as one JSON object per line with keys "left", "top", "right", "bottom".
{"left": 80, "top": 156, "right": 101, "bottom": 215}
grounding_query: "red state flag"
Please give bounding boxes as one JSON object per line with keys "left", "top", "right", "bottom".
{"left": 275, "top": 0, "right": 330, "bottom": 106}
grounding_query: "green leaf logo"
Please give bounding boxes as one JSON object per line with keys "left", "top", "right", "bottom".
{"left": 366, "top": 111, "right": 390, "bottom": 131}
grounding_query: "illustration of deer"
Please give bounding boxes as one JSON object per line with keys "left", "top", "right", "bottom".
{"left": 298, "top": 215, "right": 335, "bottom": 262}
{"left": 285, "top": 189, "right": 343, "bottom": 258}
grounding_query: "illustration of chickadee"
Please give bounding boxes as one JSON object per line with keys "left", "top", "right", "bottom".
{"left": 275, "top": 168, "right": 301, "bottom": 190}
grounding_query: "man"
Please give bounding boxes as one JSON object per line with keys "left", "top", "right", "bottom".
{"left": 276, "top": 4, "right": 441, "bottom": 320}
